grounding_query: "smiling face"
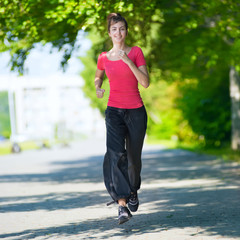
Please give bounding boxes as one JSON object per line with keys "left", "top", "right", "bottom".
{"left": 108, "top": 21, "right": 128, "bottom": 43}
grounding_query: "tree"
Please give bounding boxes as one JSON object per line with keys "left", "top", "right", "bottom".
{"left": 230, "top": 67, "right": 240, "bottom": 150}
{"left": 0, "top": 92, "right": 11, "bottom": 138}
{"left": 0, "top": 0, "right": 154, "bottom": 73}
{"left": 150, "top": 0, "right": 240, "bottom": 149}
{"left": 1, "top": 0, "right": 239, "bottom": 150}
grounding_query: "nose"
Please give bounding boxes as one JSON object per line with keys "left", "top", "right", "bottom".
{"left": 116, "top": 29, "right": 121, "bottom": 35}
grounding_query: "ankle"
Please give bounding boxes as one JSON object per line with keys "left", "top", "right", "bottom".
{"left": 118, "top": 198, "right": 126, "bottom": 207}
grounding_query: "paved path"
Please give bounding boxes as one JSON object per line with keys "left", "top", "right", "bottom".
{"left": 0, "top": 138, "right": 240, "bottom": 240}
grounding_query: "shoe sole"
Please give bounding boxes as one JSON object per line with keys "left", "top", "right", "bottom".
{"left": 118, "top": 216, "right": 131, "bottom": 225}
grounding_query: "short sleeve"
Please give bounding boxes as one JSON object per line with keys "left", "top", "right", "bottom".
{"left": 135, "top": 47, "right": 146, "bottom": 68}
{"left": 97, "top": 52, "right": 105, "bottom": 70}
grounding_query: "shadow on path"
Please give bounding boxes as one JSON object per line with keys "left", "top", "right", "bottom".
{"left": 0, "top": 147, "right": 240, "bottom": 239}
{"left": 0, "top": 155, "right": 103, "bottom": 184}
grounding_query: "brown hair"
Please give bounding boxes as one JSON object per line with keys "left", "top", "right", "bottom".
{"left": 107, "top": 13, "right": 128, "bottom": 32}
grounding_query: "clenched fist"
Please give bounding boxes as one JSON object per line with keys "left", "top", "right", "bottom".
{"left": 96, "top": 88, "right": 105, "bottom": 98}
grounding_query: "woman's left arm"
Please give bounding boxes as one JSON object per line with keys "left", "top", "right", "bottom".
{"left": 119, "top": 50, "right": 150, "bottom": 88}
{"left": 128, "top": 63, "right": 149, "bottom": 88}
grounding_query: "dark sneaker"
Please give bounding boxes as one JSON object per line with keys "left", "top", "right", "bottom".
{"left": 118, "top": 206, "right": 132, "bottom": 224}
{"left": 128, "top": 192, "right": 139, "bottom": 212}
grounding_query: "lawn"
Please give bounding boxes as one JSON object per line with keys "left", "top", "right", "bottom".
{"left": 146, "top": 138, "right": 240, "bottom": 163}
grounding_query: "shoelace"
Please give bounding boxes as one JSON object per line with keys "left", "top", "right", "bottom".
{"left": 129, "top": 193, "right": 137, "bottom": 202}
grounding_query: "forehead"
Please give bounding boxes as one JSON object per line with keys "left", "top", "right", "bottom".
{"left": 110, "top": 21, "right": 126, "bottom": 28}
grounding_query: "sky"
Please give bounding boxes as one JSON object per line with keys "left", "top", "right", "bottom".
{"left": 0, "top": 31, "right": 91, "bottom": 77}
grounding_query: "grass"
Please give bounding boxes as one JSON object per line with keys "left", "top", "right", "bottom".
{"left": 1, "top": 138, "right": 240, "bottom": 163}
{"left": 0, "top": 141, "right": 41, "bottom": 155}
{"left": 0, "top": 138, "right": 77, "bottom": 155}
{"left": 146, "top": 138, "right": 240, "bottom": 163}
{"left": 192, "top": 146, "right": 240, "bottom": 163}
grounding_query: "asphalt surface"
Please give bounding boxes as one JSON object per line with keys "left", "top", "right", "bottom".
{"left": 0, "top": 138, "right": 240, "bottom": 240}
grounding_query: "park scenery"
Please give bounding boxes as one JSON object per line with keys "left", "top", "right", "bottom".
{"left": 0, "top": 0, "right": 240, "bottom": 154}
{"left": 0, "top": 1, "right": 240, "bottom": 240}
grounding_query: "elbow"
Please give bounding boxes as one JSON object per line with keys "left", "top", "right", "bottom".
{"left": 143, "top": 78, "right": 150, "bottom": 88}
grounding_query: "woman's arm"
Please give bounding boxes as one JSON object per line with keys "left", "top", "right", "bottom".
{"left": 95, "top": 68, "right": 105, "bottom": 98}
{"left": 128, "top": 63, "right": 149, "bottom": 88}
{"left": 119, "top": 50, "right": 150, "bottom": 88}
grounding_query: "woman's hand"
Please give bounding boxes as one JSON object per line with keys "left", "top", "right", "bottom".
{"left": 118, "top": 50, "right": 131, "bottom": 64}
{"left": 117, "top": 48, "right": 149, "bottom": 88}
{"left": 118, "top": 50, "right": 149, "bottom": 88}
{"left": 95, "top": 68, "right": 105, "bottom": 98}
{"left": 96, "top": 87, "right": 105, "bottom": 98}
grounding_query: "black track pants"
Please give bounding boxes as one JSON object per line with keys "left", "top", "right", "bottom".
{"left": 103, "top": 105, "right": 147, "bottom": 202}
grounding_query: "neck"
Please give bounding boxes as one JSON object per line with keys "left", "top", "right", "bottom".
{"left": 112, "top": 43, "right": 127, "bottom": 51}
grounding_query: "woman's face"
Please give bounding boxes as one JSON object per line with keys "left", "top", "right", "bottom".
{"left": 108, "top": 21, "right": 128, "bottom": 43}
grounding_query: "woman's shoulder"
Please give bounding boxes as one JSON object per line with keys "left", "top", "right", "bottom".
{"left": 131, "top": 46, "right": 143, "bottom": 54}
{"left": 99, "top": 51, "right": 107, "bottom": 57}
{"left": 98, "top": 51, "right": 107, "bottom": 61}
{"left": 132, "top": 46, "right": 142, "bottom": 50}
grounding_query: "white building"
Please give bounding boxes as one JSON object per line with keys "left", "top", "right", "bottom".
{"left": 0, "top": 75, "right": 105, "bottom": 144}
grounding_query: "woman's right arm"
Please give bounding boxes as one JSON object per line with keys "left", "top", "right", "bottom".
{"left": 95, "top": 68, "right": 105, "bottom": 98}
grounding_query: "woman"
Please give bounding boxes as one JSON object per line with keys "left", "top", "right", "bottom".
{"left": 95, "top": 13, "right": 149, "bottom": 224}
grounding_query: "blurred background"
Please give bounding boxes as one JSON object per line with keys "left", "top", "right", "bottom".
{"left": 0, "top": 0, "right": 240, "bottom": 158}
{"left": 0, "top": 31, "right": 105, "bottom": 153}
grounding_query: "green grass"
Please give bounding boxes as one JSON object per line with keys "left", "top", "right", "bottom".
{"left": 0, "top": 141, "right": 41, "bottom": 155}
{"left": 2, "top": 138, "right": 240, "bottom": 163}
{"left": 146, "top": 138, "right": 240, "bottom": 163}
{"left": 192, "top": 146, "right": 240, "bottom": 163}
{"left": 146, "top": 138, "right": 200, "bottom": 150}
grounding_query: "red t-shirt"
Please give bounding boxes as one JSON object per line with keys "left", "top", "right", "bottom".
{"left": 97, "top": 46, "right": 146, "bottom": 109}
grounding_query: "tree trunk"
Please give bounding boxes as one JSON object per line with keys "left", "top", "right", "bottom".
{"left": 230, "top": 66, "right": 240, "bottom": 150}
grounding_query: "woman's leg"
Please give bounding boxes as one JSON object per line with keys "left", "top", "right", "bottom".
{"left": 126, "top": 106, "right": 147, "bottom": 193}
{"left": 124, "top": 106, "right": 147, "bottom": 212}
{"left": 103, "top": 107, "right": 132, "bottom": 203}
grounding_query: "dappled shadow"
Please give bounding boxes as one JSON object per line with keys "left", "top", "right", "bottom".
{"left": 0, "top": 146, "right": 240, "bottom": 239}
{"left": 138, "top": 186, "right": 240, "bottom": 239}
{"left": 0, "top": 155, "right": 104, "bottom": 183}
{"left": 0, "top": 186, "right": 239, "bottom": 240}
{"left": 0, "top": 190, "right": 109, "bottom": 213}
{"left": 139, "top": 148, "right": 240, "bottom": 238}
{"left": 142, "top": 148, "right": 240, "bottom": 184}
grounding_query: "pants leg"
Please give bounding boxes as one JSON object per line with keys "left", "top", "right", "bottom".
{"left": 126, "top": 106, "right": 147, "bottom": 192}
{"left": 103, "top": 106, "right": 147, "bottom": 201}
{"left": 103, "top": 107, "right": 131, "bottom": 201}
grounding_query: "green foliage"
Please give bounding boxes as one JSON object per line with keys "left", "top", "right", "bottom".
{"left": 147, "top": 0, "right": 236, "bottom": 146}
{"left": 177, "top": 74, "right": 231, "bottom": 146}
{"left": 141, "top": 76, "right": 198, "bottom": 142}
{"left": 0, "top": 92, "right": 11, "bottom": 138}
{"left": 0, "top": 0, "right": 156, "bottom": 74}
{"left": 1, "top": 0, "right": 239, "bottom": 148}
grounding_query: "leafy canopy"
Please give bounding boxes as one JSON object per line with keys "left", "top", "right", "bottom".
{"left": 0, "top": 0, "right": 156, "bottom": 74}
{"left": 1, "top": 0, "right": 239, "bottom": 146}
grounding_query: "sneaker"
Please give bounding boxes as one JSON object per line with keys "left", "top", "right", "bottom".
{"left": 128, "top": 192, "right": 139, "bottom": 212}
{"left": 118, "top": 206, "right": 132, "bottom": 224}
